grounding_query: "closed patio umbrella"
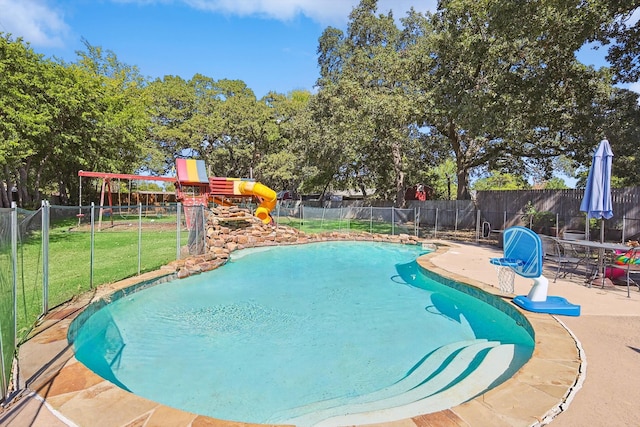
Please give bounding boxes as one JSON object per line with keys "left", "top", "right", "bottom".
{"left": 580, "top": 139, "right": 614, "bottom": 242}
{"left": 580, "top": 139, "right": 613, "bottom": 287}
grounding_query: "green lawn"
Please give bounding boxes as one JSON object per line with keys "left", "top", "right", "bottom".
{"left": 276, "top": 216, "right": 414, "bottom": 235}
{"left": 15, "top": 221, "right": 187, "bottom": 341}
{"left": 13, "top": 213, "right": 414, "bottom": 341}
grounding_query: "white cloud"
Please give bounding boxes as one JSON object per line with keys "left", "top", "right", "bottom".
{"left": 0, "top": 0, "right": 69, "bottom": 47}
{"left": 177, "top": 0, "right": 436, "bottom": 25}
{"left": 3, "top": 0, "right": 437, "bottom": 49}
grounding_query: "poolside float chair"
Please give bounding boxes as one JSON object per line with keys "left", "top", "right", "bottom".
{"left": 490, "top": 226, "right": 580, "bottom": 316}
{"left": 605, "top": 245, "right": 640, "bottom": 298}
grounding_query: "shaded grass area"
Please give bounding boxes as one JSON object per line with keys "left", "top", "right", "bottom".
{"left": 16, "top": 220, "right": 187, "bottom": 341}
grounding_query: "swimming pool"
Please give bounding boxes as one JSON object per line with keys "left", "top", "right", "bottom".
{"left": 69, "top": 241, "right": 534, "bottom": 426}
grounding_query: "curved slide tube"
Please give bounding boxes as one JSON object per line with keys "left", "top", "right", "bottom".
{"left": 238, "top": 181, "right": 277, "bottom": 224}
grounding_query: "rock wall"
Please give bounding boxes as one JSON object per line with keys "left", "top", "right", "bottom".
{"left": 165, "top": 205, "right": 425, "bottom": 278}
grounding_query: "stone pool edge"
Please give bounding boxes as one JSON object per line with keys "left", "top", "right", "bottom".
{"left": 15, "top": 238, "right": 581, "bottom": 427}
{"left": 417, "top": 242, "right": 582, "bottom": 427}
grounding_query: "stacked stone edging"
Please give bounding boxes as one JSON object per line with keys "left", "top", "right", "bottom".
{"left": 165, "top": 205, "right": 425, "bottom": 278}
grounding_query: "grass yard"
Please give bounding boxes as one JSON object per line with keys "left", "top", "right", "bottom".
{"left": 15, "top": 220, "right": 187, "bottom": 341}
{"left": 12, "top": 212, "right": 418, "bottom": 341}
{"left": 276, "top": 216, "right": 415, "bottom": 235}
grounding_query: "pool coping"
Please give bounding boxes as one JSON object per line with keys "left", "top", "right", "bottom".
{"left": 12, "top": 239, "right": 582, "bottom": 427}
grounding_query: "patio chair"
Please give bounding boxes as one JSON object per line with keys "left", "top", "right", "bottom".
{"left": 556, "top": 238, "right": 599, "bottom": 281}
{"left": 539, "top": 234, "right": 581, "bottom": 282}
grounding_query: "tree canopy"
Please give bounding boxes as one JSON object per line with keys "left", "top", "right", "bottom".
{"left": 0, "top": 35, "right": 151, "bottom": 207}
{"left": 1, "top": 0, "right": 639, "bottom": 207}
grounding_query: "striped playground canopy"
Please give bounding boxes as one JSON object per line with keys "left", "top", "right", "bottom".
{"left": 176, "top": 158, "right": 209, "bottom": 184}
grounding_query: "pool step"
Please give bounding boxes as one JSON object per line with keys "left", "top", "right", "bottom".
{"left": 271, "top": 339, "right": 485, "bottom": 422}
{"left": 315, "top": 343, "right": 516, "bottom": 426}
{"left": 280, "top": 340, "right": 515, "bottom": 426}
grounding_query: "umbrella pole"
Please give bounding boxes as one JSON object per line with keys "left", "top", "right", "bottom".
{"left": 585, "top": 213, "right": 589, "bottom": 241}
{"left": 600, "top": 218, "right": 606, "bottom": 288}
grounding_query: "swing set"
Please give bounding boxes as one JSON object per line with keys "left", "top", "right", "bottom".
{"left": 78, "top": 158, "right": 277, "bottom": 228}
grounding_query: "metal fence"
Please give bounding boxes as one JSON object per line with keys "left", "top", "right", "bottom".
{"left": 273, "top": 205, "right": 419, "bottom": 236}
{"left": 271, "top": 203, "right": 481, "bottom": 240}
{"left": 0, "top": 202, "right": 194, "bottom": 402}
{"left": 0, "top": 207, "right": 16, "bottom": 404}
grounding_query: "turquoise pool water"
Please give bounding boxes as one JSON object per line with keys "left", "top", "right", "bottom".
{"left": 71, "top": 241, "right": 534, "bottom": 425}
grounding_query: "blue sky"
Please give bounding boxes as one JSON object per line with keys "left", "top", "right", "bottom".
{"left": 0, "top": 0, "right": 628, "bottom": 99}
{"left": 0, "top": 0, "right": 439, "bottom": 98}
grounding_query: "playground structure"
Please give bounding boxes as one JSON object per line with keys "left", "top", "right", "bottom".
{"left": 78, "top": 159, "right": 277, "bottom": 227}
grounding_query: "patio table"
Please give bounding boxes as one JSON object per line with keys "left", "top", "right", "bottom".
{"left": 556, "top": 239, "right": 633, "bottom": 289}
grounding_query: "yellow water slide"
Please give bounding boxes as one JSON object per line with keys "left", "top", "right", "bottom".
{"left": 237, "top": 181, "right": 278, "bottom": 224}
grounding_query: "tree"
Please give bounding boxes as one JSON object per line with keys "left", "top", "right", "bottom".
{"left": 0, "top": 36, "right": 152, "bottom": 207}
{"left": 594, "top": 2, "right": 640, "bottom": 84}
{"left": 403, "top": 0, "right": 615, "bottom": 199}
{"left": 542, "top": 177, "right": 569, "bottom": 189}
{"left": 50, "top": 42, "right": 151, "bottom": 204}
{"left": 260, "top": 90, "right": 313, "bottom": 192}
{"left": 430, "top": 158, "right": 458, "bottom": 200}
{"left": 208, "top": 79, "right": 278, "bottom": 180}
{"left": 0, "top": 34, "right": 51, "bottom": 207}
{"left": 146, "top": 75, "right": 292, "bottom": 187}
{"left": 145, "top": 75, "right": 197, "bottom": 171}
{"left": 566, "top": 86, "right": 640, "bottom": 188}
{"left": 472, "top": 172, "right": 530, "bottom": 191}
{"left": 607, "top": 89, "right": 640, "bottom": 187}
{"left": 305, "top": 82, "right": 367, "bottom": 198}
{"left": 313, "top": 0, "right": 420, "bottom": 204}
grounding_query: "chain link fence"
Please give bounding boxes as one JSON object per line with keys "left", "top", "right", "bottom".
{"left": 1, "top": 202, "right": 194, "bottom": 402}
